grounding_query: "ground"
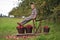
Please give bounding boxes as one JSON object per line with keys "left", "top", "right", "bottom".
{"left": 0, "top": 17, "right": 60, "bottom": 40}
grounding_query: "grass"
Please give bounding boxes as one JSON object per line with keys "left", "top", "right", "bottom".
{"left": 0, "top": 17, "right": 60, "bottom": 40}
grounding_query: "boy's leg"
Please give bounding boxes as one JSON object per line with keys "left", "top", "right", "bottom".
{"left": 21, "top": 18, "right": 31, "bottom": 25}
{"left": 18, "top": 17, "right": 32, "bottom": 25}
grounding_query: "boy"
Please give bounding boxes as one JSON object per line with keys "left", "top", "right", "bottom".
{"left": 17, "top": 2, "right": 37, "bottom": 26}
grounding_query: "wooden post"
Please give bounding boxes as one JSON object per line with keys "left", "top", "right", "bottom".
{"left": 32, "top": 19, "right": 36, "bottom": 33}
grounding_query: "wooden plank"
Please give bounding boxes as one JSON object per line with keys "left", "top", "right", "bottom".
{"left": 16, "top": 33, "right": 40, "bottom": 37}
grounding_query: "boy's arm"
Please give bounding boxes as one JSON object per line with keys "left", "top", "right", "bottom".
{"left": 33, "top": 14, "right": 37, "bottom": 19}
{"left": 33, "top": 10, "right": 37, "bottom": 19}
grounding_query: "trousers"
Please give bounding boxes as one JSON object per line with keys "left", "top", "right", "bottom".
{"left": 21, "top": 16, "right": 32, "bottom": 25}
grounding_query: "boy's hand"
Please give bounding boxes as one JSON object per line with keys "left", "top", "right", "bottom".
{"left": 33, "top": 15, "right": 36, "bottom": 19}
{"left": 33, "top": 17, "right": 36, "bottom": 19}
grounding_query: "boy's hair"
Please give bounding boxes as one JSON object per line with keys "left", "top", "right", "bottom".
{"left": 30, "top": 2, "right": 34, "bottom": 5}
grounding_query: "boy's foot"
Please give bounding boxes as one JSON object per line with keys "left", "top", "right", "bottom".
{"left": 17, "top": 22, "right": 22, "bottom": 26}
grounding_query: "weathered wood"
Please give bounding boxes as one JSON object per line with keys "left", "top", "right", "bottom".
{"left": 16, "top": 33, "right": 40, "bottom": 37}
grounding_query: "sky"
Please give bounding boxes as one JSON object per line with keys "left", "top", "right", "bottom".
{"left": 0, "top": 0, "right": 22, "bottom": 16}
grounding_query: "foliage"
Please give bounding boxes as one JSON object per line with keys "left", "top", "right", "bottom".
{"left": 9, "top": 0, "right": 60, "bottom": 22}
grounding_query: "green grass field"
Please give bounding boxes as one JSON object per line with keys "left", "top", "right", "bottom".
{"left": 0, "top": 17, "right": 60, "bottom": 40}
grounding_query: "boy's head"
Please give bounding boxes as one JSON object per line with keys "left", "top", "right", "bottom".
{"left": 30, "top": 2, "right": 35, "bottom": 9}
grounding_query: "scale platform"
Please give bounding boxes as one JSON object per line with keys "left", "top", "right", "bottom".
{"left": 16, "top": 33, "right": 40, "bottom": 37}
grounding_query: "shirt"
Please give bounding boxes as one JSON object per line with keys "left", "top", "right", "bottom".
{"left": 29, "top": 8, "right": 37, "bottom": 18}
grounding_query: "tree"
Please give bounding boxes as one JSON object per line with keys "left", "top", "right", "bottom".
{"left": 9, "top": 0, "right": 60, "bottom": 20}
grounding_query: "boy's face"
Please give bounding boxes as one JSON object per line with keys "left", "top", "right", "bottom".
{"left": 31, "top": 4, "right": 35, "bottom": 9}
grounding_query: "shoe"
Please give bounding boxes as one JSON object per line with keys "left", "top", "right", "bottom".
{"left": 17, "top": 22, "right": 22, "bottom": 26}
